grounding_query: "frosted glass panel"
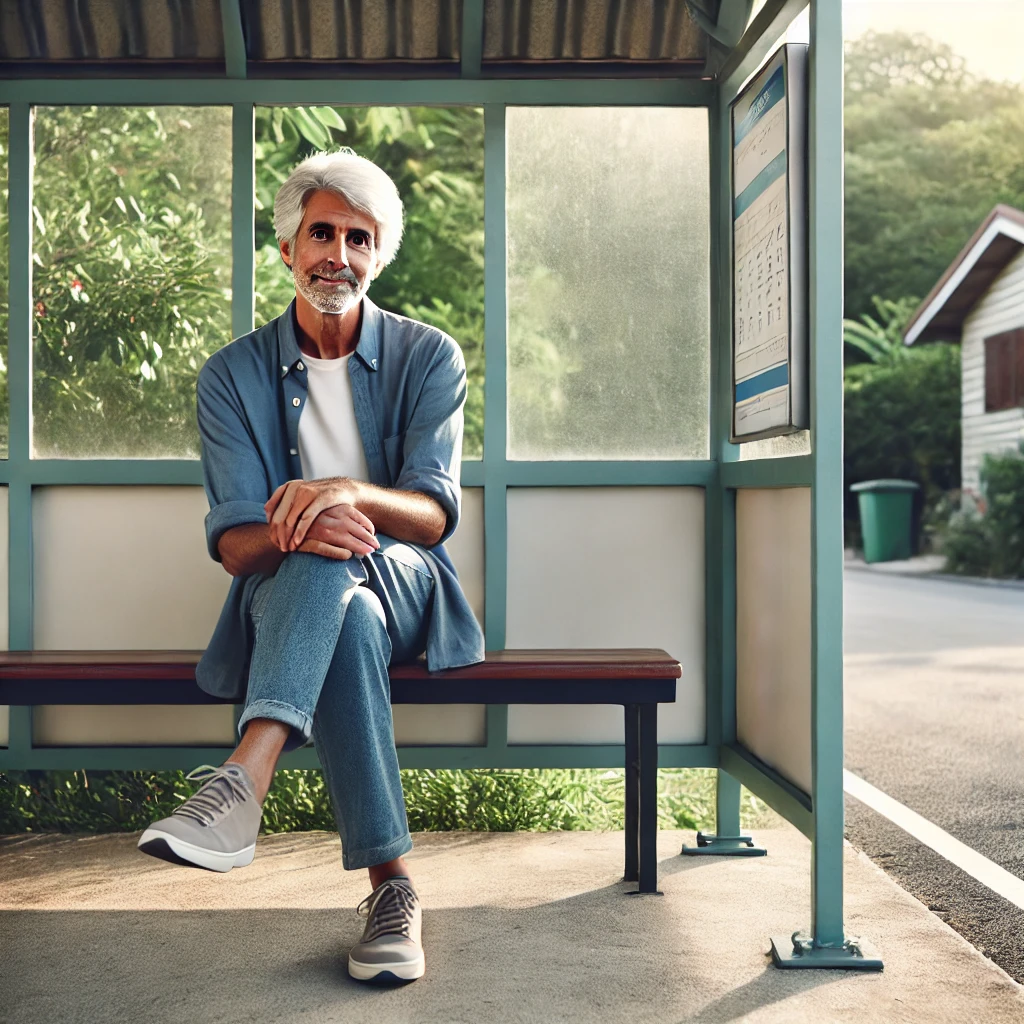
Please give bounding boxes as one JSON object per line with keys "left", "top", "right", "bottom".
{"left": 738, "top": 429, "right": 811, "bottom": 461}
{"left": 34, "top": 487, "right": 231, "bottom": 649}
{"left": 735, "top": 487, "right": 812, "bottom": 794}
{"left": 507, "top": 107, "right": 710, "bottom": 460}
{"left": 506, "top": 487, "right": 706, "bottom": 744}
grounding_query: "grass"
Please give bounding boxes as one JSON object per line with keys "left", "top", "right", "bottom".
{"left": 0, "top": 767, "right": 783, "bottom": 835}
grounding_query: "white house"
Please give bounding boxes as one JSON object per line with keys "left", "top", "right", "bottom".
{"left": 904, "top": 204, "right": 1024, "bottom": 498}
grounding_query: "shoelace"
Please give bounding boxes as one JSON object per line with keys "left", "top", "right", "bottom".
{"left": 356, "top": 878, "right": 418, "bottom": 943}
{"left": 173, "top": 764, "right": 251, "bottom": 827}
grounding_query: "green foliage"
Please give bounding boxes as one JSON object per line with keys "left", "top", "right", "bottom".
{"left": 0, "top": 767, "right": 775, "bottom": 835}
{"left": 844, "top": 32, "right": 1024, "bottom": 324}
{"left": 843, "top": 295, "right": 920, "bottom": 366}
{"left": 30, "top": 106, "right": 233, "bottom": 457}
{"left": 844, "top": 341, "right": 961, "bottom": 548}
{"left": 942, "top": 443, "right": 1024, "bottom": 578}
{"left": 254, "top": 105, "right": 485, "bottom": 458}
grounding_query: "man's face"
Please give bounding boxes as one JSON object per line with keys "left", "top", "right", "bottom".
{"left": 280, "top": 189, "right": 382, "bottom": 315}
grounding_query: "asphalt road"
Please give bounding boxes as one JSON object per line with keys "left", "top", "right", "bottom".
{"left": 844, "top": 570, "right": 1024, "bottom": 982}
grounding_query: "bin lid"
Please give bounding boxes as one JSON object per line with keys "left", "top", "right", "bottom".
{"left": 849, "top": 479, "right": 920, "bottom": 492}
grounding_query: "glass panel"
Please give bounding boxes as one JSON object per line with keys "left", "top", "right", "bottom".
{"left": 254, "top": 105, "right": 485, "bottom": 459}
{"left": 738, "top": 429, "right": 811, "bottom": 460}
{"left": 0, "top": 107, "right": 8, "bottom": 458}
{"left": 506, "top": 106, "right": 710, "bottom": 460}
{"left": 31, "top": 106, "right": 232, "bottom": 458}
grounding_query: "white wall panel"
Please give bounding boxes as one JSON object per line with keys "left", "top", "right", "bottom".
{"left": 736, "top": 487, "right": 812, "bottom": 795}
{"left": 505, "top": 487, "right": 705, "bottom": 745}
{"left": 32, "top": 487, "right": 232, "bottom": 746}
{"left": 394, "top": 704, "right": 485, "bottom": 746}
{"left": 34, "top": 486, "right": 231, "bottom": 650}
{"left": 0, "top": 487, "right": 8, "bottom": 746}
{"left": 444, "top": 486, "right": 484, "bottom": 630}
{"left": 33, "top": 705, "right": 235, "bottom": 747}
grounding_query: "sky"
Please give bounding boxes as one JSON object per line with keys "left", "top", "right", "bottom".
{"left": 843, "top": 0, "right": 1024, "bottom": 85}
{"left": 767, "top": 1, "right": 1024, "bottom": 85}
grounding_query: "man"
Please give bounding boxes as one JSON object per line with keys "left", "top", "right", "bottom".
{"left": 137, "top": 148, "right": 485, "bottom": 985}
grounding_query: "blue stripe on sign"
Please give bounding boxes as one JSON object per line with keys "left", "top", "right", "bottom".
{"left": 734, "top": 149, "right": 787, "bottom": 219}
{"left": 734, "top": 64, "right": 785, "bottom": 144}
{"left": 735, "top": 362, "right": 789, "bottom": 402}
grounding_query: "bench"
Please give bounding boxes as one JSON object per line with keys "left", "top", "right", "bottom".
{"left": 0, "top": 648, "right": 680, "bottom": 894}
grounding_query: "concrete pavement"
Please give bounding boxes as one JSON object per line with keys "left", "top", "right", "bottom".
{"left": 3, "top": 826, "right": 1024, "bottom": 1023}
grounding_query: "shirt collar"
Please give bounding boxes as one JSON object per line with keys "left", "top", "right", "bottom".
{"left": 278, "top": 294, "right": 382, "bottom": 378}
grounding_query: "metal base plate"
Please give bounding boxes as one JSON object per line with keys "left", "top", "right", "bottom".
{"left": 770, "top": 932, "right": 884, "bottom": 970}
{"left": 681, "top": 831, "right": 767, "bottom": 857}
{"left": 625, "top": 888, "right": 664, "bottom": 897}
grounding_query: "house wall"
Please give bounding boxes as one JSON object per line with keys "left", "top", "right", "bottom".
{"left": 961, "top": 248, "right": 1024, "bottom": 496}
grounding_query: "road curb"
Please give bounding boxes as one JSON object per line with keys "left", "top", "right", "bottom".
{"left": 844, "top": 564, "right": 1024, "bottom": 592}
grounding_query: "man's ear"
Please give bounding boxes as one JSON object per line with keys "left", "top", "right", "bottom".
{"left": 280, "top": 238, "right": 293, "bottom": 270}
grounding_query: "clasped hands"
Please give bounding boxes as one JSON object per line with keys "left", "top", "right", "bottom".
{"left": 264, "top": 477, "right": 380, "bottom": 561}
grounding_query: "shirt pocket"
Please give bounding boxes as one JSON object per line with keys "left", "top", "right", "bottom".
{"left": 383, "top": 431, "right": 406, "bottom": 484}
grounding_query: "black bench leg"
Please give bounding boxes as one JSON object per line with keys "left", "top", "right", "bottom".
{"left": 625, "top": 702, "right": 663, "bottom": 896}
{"left": 624, "top": 703, "right": 639, "bottom": 883}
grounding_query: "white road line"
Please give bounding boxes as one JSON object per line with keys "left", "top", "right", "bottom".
{"left": 844, "top": 769, "right": 1024, "bottom": 913}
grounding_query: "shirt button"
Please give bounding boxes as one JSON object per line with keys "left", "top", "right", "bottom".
{"left": 292, "top": 397, "right": 301, "bottom": 407}
{"left": 290, "top": 448, "right": 297, "bottom": 455}
{"left": 297, "top": 361, "right": 304, "bottom": 371}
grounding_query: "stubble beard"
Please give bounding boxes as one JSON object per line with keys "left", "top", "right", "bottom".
{"left": 294, "top": 268, "right": 364, "bottom": 315}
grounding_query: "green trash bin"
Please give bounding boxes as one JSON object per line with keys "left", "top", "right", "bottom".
{"left": 850, "top": 479, "right": 920, "bottom": 564}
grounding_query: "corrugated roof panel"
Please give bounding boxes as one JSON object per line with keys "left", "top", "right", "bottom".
{"left": 0, "top": 0, "right": 225, "bottom": 62}
{"left": 243, "top": 0, "right": 461, "bottom": 62}
{"left": 482, "top": 0, "right": 707, "bottom": 62}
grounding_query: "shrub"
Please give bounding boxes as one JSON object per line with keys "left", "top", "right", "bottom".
{"left": 0, "top": 767, "right": 776, "bottom": 836}
{"left": 942, "top": 443, "right": 1024, "bottom": 578}
{"left": 844, "top": 341, "right": 961, "bottom": 550}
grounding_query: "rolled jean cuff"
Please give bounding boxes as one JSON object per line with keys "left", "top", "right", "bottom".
{"left": 343, "top": 831, "right": 414, "bottom": 872}
{"left": 237, "top": 699, "right": 313, "bottom": 754}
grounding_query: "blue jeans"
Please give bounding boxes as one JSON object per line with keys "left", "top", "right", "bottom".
{"left": 237, "top": 535, "right": 435, "bottom": 870}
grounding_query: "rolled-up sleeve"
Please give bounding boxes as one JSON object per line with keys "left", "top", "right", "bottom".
{"left": 394, "top": 334, "right": 466, "bottom": 545}
{"left": 196, "top": 358, "right": 271, "bottom": 562}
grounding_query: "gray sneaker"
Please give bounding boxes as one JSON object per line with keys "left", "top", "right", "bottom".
{"left": 348, "top": 876, "right": 425, "bottom": 983}
{"left": 137, "top": 763, "right": 263, "bottom": 873}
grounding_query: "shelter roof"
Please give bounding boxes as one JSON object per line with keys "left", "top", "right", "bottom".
{"left": 0, "top": 0, "right": 730, "bottom": 79}
{"left": 904, "top": 204, "right": 1024, "bottom": 346}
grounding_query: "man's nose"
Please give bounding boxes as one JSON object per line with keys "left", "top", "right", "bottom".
{"left": 327, "top": 235, "right": 348, "bottom": 267}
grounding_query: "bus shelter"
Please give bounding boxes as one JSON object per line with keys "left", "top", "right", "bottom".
{"left": 0, "top": 0, "right": 875, "bottom": 969}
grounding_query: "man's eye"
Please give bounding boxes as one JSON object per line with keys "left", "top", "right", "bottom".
{"left": 351, "top": 233, "right": 368, "bottom": 247}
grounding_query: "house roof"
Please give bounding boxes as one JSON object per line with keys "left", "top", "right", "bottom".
{"left": 904, "top": 204, "right": 1024, "bottom": 345}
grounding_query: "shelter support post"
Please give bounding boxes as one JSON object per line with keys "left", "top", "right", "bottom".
{"left": 682, "top": 769, "right": 766, "bottom": 856}
{"left": 768, "top": 0, "right": 881, "bottom": 970}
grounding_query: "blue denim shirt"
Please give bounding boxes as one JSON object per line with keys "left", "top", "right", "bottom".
{"left": 194, "top": 295, "right": 485, "bottom": 701}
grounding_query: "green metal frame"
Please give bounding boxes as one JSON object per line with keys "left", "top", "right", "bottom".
{"left": 0, "top": 0, "right": 873, "bottom": 967}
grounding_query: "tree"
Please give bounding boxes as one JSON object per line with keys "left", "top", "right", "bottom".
{"left": 844, "top": 32, "right": 1024, "bottom": 324}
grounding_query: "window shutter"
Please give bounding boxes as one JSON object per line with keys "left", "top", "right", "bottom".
{"left": 985, "top": 331, "right": 1016, "bottom": 412}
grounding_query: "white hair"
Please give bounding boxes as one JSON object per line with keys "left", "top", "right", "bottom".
{"left": 273, "top": 148, "right": 404, "bottom": 269}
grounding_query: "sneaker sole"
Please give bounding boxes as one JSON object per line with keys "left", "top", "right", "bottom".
{"left": 137, "top": 828, "right": 256, "bottom": 873}
{"left": 348, "top": 952, "right": 425, "bottom": 983}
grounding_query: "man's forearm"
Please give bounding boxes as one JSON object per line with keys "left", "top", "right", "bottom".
{"left": 219, "top": 481, "right": 446, "bottom": 577}
{"left": 218, "top": 523, "right": 289, "bottom": 578}
{"left": 352, "top": 480, "right": 446, "bottom": 548}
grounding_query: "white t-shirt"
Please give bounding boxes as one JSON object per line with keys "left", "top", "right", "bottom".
{"left": 296, "top": 351, "right": 370, "bottom": 483}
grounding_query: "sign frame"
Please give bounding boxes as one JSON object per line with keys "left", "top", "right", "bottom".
{"left": 729, "top": 42, "right": 810, "bottom": 444}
